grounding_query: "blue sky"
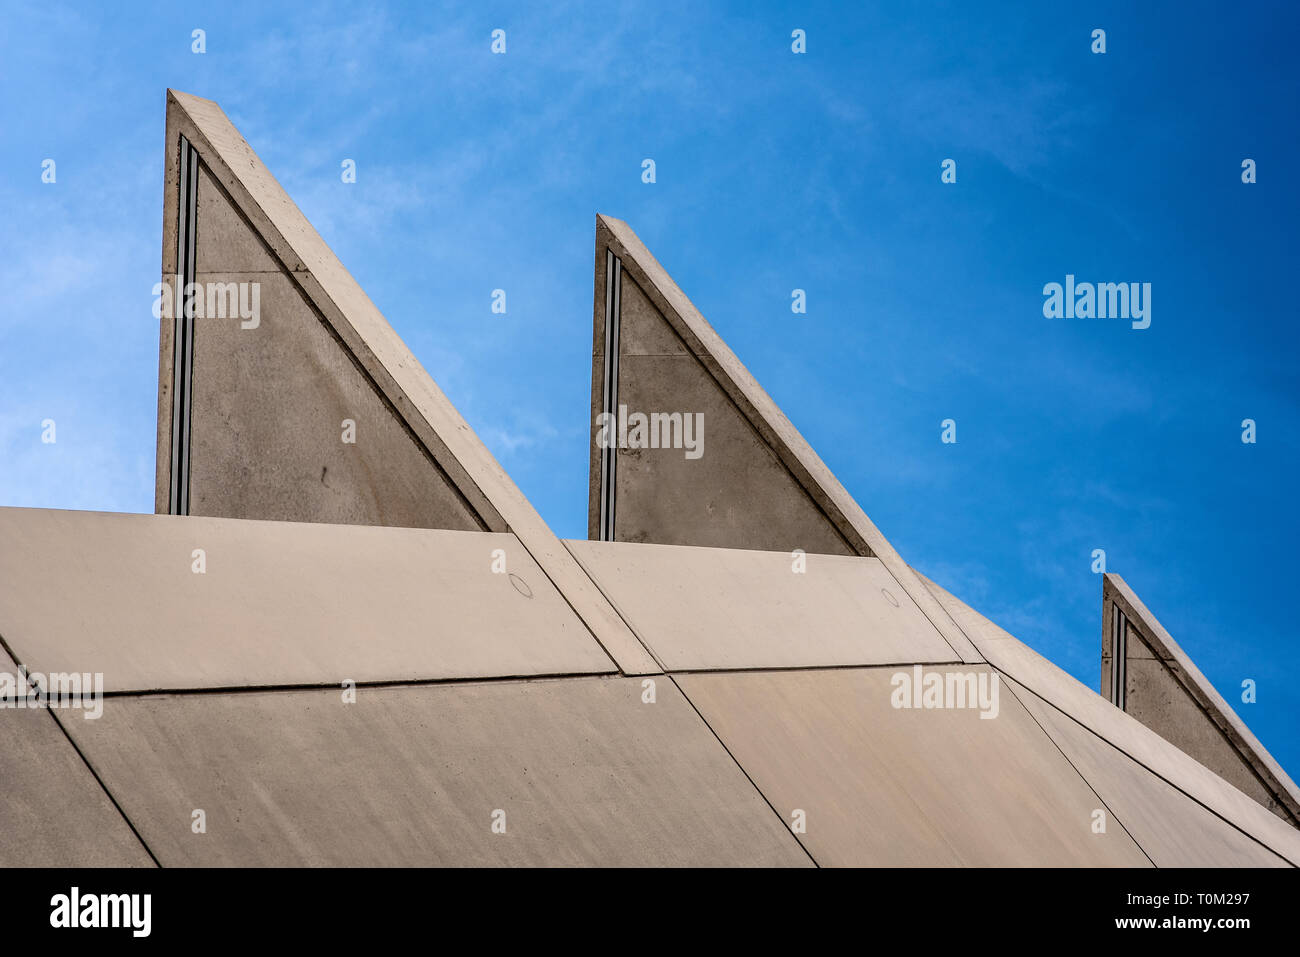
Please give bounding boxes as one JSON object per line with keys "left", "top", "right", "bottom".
{"left": 2, "top": 2, "right": 1297, "bottom": 772}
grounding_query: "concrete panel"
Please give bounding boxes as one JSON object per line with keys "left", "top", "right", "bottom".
{"left": 0, "top": 507, "right": 616, "bottom": 692}
{"left": 0, "top": 708, "right": 154, "bottom": 867}
{"left": 63, "top": 677, "right": 811, "bottom": 867}
{"left": 591, "top": 216, "right": 982, "bottom": 664}
{"left": 676, "top": 667, "right": 1151, "bottom": 866}
{"left": 189, "top": 268, "right": 483, "bottom": 531}
{"left": 617, "top": 272, "right": 689, "bottom": 356}
{"left": 568, "top": 539, "right": 958, "bottom": 670}
{"left": 1009, "top": 679, "right": 1289, "bottom": 867}
{"left": 158, "top": 91, "right": 658, "bottom": 676}
{"left": 614, "top": 353, "right": 855, "bottom": 555}
{"left": 918, "top": 571, "right": 1300, "bottom": 864}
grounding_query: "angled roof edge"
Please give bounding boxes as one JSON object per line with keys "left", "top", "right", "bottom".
{"left": 1105, "top": 572, "right": 1300, "bottom": 822}
{"left": 596, "top": 214, "right": 981, "bottom": 664}
{"left": 162, "top": 91, "right": 658, "bottom": 676}
{"left": 916, "top": 570, "right": 1300, "bottom": 865}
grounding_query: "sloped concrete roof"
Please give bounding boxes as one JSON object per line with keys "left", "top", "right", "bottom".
{"left": 4, "top": 505, "right": 1295, "bottom": 866}
{"left": 62, "top": 678, "right": 810, "bottom": 867}
{"left": 568, "top": 539, "right": 958, "bottom": 671}
{"left": 677, "top": 666, "right": 1152, "bottom": 866}
{"left": 1, "top": 707, "right": 156, "bottom": 868}
{"left": 0, "top": 642, "right": 154, "bottom": 867}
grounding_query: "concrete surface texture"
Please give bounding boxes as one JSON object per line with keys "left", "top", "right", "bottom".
{"left": 1, "top": 91, "right": 1297, "bottom": 868}
{"left": 0, "top": 507, "right": 617, "bottom": 691}
{"left": 61, "top": 678, "right": 811, "bottom": 867}
{"left": 188, "top": 265, "right": 485, "bottom": 529}
{"left": 0, "top": 706, "right": 154, "bottom": 867}
{"left": 1101, "top": 573, "right": 1300, "bottom": 825}
{"left": 567, "top": 539, "right": 959, "bottom": 670}
{"left": 677, "top": 667, "right": 1152, "bottom": 866}
{"left": 0, "top": 649, "right": 153, "bottom": 866}
{"left": 596, "top": 267, "right": 855, "bottom": 557}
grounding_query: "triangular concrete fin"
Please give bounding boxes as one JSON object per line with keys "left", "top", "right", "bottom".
{"left": 1103, "top": 572, "right": 1300, "bottom": 826}
{"left": 156, "top": 91, "right": 494, "bottom": 531}
{"left": 591, "top": 215, "right": 981, "bottom": 663}
{"left": 155, "top": 91, "right": 659, "bottom": 675}
{"left": 589, "top": 240, "right": 855, "bottom": 557}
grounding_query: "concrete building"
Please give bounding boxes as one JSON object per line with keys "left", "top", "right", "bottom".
{"left": 0, "top": 91, "right": 1296, "bottom": 867}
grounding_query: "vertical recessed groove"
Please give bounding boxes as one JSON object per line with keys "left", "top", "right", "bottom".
{"left": 599, "top": 251, "right": 622, "bottom": 541}
{"left": 169, "top": 136, "right": 199, "bottom": 515}
{"left": 1110, "top": 604, "right": 1128, "bottom": 711}
{"left": 1118, "top": 611, "right": 1128, "bottom": 711}
{"left": 1109, "top": 603, "right": 1117, "bottom": 706}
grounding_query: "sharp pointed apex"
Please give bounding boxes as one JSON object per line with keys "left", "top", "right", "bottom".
{"left": 166, "top": 88, "right": 216, "bottom": 110}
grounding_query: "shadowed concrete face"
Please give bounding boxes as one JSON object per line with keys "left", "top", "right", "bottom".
{"left": 1009, "top": 679, "right": 1289, "bottom": 867}
{"left": 63, "top": 678, "right": 811, "bottom": 867}
{"left": 164, "top": 130, "right": 486, "bottom": 533}
{"left": 590, "top": 228, "right": 852, "bottom": 555}
{"left": 676, "top": 667, "right": 1151, "bottom": 866}
{"left": 1101, "top": 573, "right": 1300, "bottom": 826}
{"left": 155, "top": 91, "right": 658, "bottom": 676}
{"left": 567, "top": 539, "right": 958, "bottom": 670}
{"left": 186, "top": 166, "right": 484, "bottom": 530}
{"left": 918, "top": 570, "right": 1300, "bottom": 864}
{"left": 0, "top": 507, "right": 616, "bottom": 691}
{"left": 596, "top": 269, "right": 853, "bottom": 556}
{"left": 0, "top": 702, "right": 154, "bottom": 867}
